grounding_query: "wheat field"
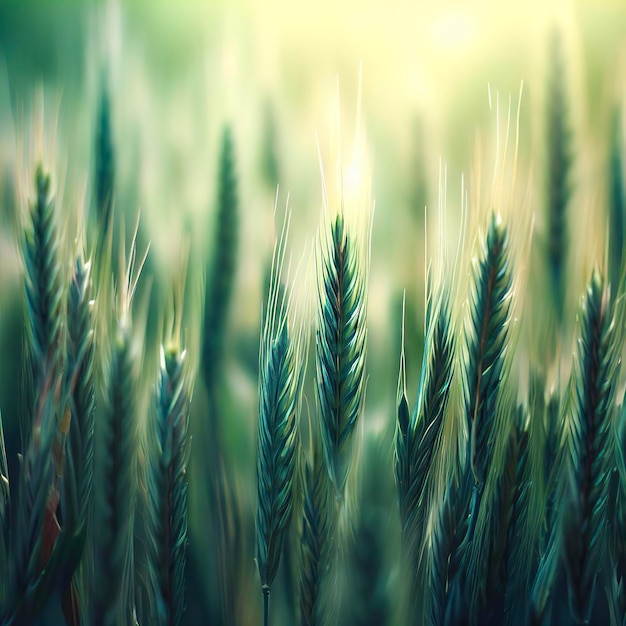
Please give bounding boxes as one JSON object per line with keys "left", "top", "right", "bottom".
{"left": 0, "top": 1, "right": 626, "bottom": 625}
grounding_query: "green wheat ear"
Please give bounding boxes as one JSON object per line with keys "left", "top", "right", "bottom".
{"left": 147, "top": 340, "right": 192, "bottom": 626}
{"left": 463, "top": 212, "right": 513, "bottom": 490}
{"left": 316, "top": 212, "right": 368, "bottom": 499}
{"left": 443, "top": 212, "right": 514, "bottom": 623}
{"left": 546, "top": 30, "right": 572, "bottom": 324}
{"left": 395, "top": 277, "right": 454, "bottom": 599}
{"left": 22, "top": 166, "right": 65, "bottom": 437}
{"left": 92, "top": 236, "right": 146, "bottom": 626}
{"left": 562, "top": 270, "right": 619, "bottom": 623}
{"left": 299, "top": 431, "right": 333, "bottom": 626}
{"left": 202, "top": 125, "right": 239, "bottom": 392}
{"left": 92, "top": 320, "right": 138, "bottom": 626}
{"left": 503, "top": 409, "right": 534, "bottom": 625}
{"left": 255, "top": 211, "right": 305, "bottom": 626}
{"left": 56, "top": 253, "right": 96, "bottom": 620}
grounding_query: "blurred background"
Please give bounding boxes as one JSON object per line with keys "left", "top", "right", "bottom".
{"left": 0, "top": 0, "right": 625, "bottom": 624}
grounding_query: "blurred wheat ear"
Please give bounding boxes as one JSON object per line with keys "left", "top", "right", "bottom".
{"left": 202, "top": 124, "right": 239, "bottom": 395}
{"left": 546, "top": 30, "right": 572, "bottom": 325}
{"left": 92, "top": 312, "right": 139, "bottom": 626}
{"left": 503, "top": 409, "right": 534, "bottom": 625}
{"left": 4, "top": 166, "right": 76, "bottom": 621}
{"left": 609, "top": 107, "right": 625, "bottom": 294}
{"left": 57, "top": 253, "right": 96, "bottom": 623}
{"left": 562, "top": 270, "right": 619, "bottom": 623}
{"left": 8, "top": 379, "right": 59, "bottom": 621}
{"left": 146, "top": 339, "right": 192, "bottom": 626}
{"left": 300, "top": 426, "right": 333, "bottom": 626}
{"left": 22, "top": 166, "right": 65, "bottom": 442}
{"left": 93, "top": 319, "right": 137, "bottom": 624}
{"left": 256, "top": 211, "right": 304, "bottom": 626}
{"left": 316, "top": 212, "right": 368, "bottom": 500}
{"left": 95, "top": 79, "right": 115, "bottom": 240}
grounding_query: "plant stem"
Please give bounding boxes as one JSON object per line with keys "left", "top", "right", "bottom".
{"left": 263, "top": 588, "right": 270, "bottom": 626}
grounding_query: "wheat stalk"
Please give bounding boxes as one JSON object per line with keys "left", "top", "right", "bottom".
{"left": 147, "top": 340, "right": 191, "bottom": 626}
{"left": 7, "top": 373, "right": 61, "bottom": 621}
{"left": 503, "top": 412, "right": 533, "bottom": 625}
{"left": 92, "top": 320, "right": 138, "bottom": 625}
{"left": 395, "top": 282, "right": 454, "bottom": 568}
{"left": 22, "top": 166, "right": 65, "bottom": 443}
{"left": 53, "top": 253, "right": 97, "bottom": 623}
{"left": 300, "top": 432, "right": 333, "bottom": 626}
{"left": 91, "top": 234, "right": 146, "bottom": 625}
{"left": 463, "top": 212, "right": 513, "bottom": 489}
{"left": 316, "top": 211, "right": 368, "bottom": 499}
{"left": 428, "top": 484, "right": 455, "bottom": 626}
{"left": 256, "top": 211, "right": 304, "bottom": 626}
{"left": 470, "top": 410, "right": 519, "bottom": 620}
{"left": 562, "top": 270, "right": 619, "bottom": 623}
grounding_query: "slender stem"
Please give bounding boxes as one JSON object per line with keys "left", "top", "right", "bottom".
{"left": 263, "top": 588, "right": 270, "bottom": 626}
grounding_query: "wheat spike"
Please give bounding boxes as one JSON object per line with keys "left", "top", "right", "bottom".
{"left": 300, "top": 433, "right": 333, "bottom": 626}
{"left": 396, "top": 282, "right": 454, "bottom": 565}
{"left": 95, "top": 80, "right": 115, "bottom": 238}
{"left": 256, "top": 211, "right": 304, "bottom": 625}
{"left": 316, "top": 212, "right": 368, "bottom": 499}
{"left": 202, "top": 125, "right": 239, "bottom": 392}
{"left": 53, "top": 253, "right": 97, "bottom": 621}
{"left": 546, "top": 30, "right": 572, "bottom": 324}
{"left": 503, "top": 412, "right": 533, "bottom": 626}
{"left": 94, "top": 223, "right": 147, "bottom": 625}
{"left": 147, "top": 342, "right": 191, "bottom": 626}
{"left": 22, "top": 166, "right": 65, "bottom": 443}
{"left": 463, "top": 212, "right": 513, "bottom": 488}
{"left": 8, "top": 375, "right": 60, "bottom": 621}
{"left": 428, "top": 485, "right": 455, "bottom": 626}
{"left": 562, "top": 270, "right": 619, "bottom": 623}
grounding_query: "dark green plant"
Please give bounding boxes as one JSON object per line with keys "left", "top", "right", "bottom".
{"left": 202, "top": 125, "right": 239, "bottom": 394}
{"left": 316, "top": 212, "right": 368, "bottom": 500}
{"left": 545, "top": 30, "right": 572, "bottom": 325}
{"left": 255, "top": 214, "right": 304, "bottom": 626}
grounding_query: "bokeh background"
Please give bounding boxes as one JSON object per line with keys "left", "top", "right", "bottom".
{"left": 0, "top": 1, "right": 626, "bottom": 624}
